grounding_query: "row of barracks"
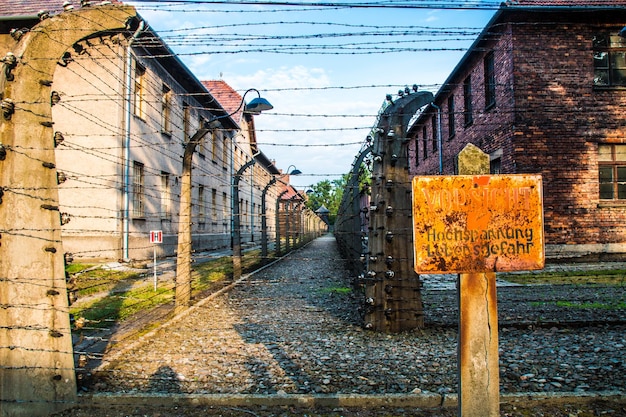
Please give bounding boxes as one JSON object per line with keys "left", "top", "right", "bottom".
{"left": 0, "top": 0, "right": 318, "bottom": 262}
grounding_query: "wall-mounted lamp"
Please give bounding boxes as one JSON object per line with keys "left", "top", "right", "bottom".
{"left": 286, "top": 164, "right": 302, "bottom": 175}
{"left": 245, "top": 91, "right": 274, "bottom": 115}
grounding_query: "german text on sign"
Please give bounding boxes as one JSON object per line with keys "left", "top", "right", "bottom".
{"left": 412, "top": 175, "right": 544, "bottom": 273}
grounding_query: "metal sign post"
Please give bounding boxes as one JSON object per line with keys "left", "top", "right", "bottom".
{"left": 150, "top": 230, "right": 163, "bottom": 291}
{"left": 412, "top": 144, "right": 545, "bottom": 417}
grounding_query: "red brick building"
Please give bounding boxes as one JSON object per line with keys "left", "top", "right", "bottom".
{"left": 409, "top": 0, "right": 626, "bottom": 260}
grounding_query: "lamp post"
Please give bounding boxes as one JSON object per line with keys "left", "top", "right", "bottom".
{"left": 261, "top": 176, "right": 277, "bottom": 261}
{"left": 280, "top": 166, "right": 301, "bottom": 252}
{"left": 232, "top": 156, "right": 258, "bottom": 280}
{"left": 175, "top": 89, "right": 272, "bottom": 311}
{"left": 262, "top": 167, "right": 300, "bottom": 260}
{"left": 285, "top": 197, "right": 293, "bottom": 252}
{"left": 275, "top": 189, "right": 289, "bottom": 256}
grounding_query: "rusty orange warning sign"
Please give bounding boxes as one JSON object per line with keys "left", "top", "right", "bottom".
{"left": 412, "top": 175, "right": 544, "bottom": 273}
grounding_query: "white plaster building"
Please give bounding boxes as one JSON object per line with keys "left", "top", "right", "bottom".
{"left": 1, "top": 1, "right": 280, "bottom": 262}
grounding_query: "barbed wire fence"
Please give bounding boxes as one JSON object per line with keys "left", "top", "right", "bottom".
{"left": 5, "top": 2, "right": 626, "bottom": 415}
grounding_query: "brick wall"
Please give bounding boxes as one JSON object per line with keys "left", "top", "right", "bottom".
{"left": 409, "top": 10, "right": 626, "bottom": 257}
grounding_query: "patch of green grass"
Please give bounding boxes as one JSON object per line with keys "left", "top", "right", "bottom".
{"left": 68, "top": 249, "right": 270, "bottom": 330}
{"left": 65, "top": 263, "right": 92, "bottom": 275}
{"left": 501, "top": 269, "right": 626, "bottom": 285}
{"left": 193, "top": 257, "right": 232, "bottom": 288}
{"left": 71, "top": 284, "right": 174, "bottom": 328}
{"left": 555, "top": 300, "right": 626, "bottom": 310}
{"left": 72, "top": 268, "right": 144, "bottom": 297}
{"left": 318, "top": 286, "right": 352, "bottom": 295}
{"left": 529, "top": 300, "right": 626, "bottom": 310}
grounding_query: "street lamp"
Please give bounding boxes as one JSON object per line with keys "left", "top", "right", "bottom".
{"left": 275, "top": 188, "right": 290, "bottom": 256}
{"left": 262, "top": 168, "right": 300, "bottom": 260}
{"left": 232, "top": 156, "right": 258, "bottom": 280}
{"left": 286, "top": 164, "right": 302, "bottom": 175}
{"left": 260, "top": 176, "right": 277, "bottom": 261}
{"left": 175, "top": 88, "right": 273, "bottom": 311}
{"left": 280, "top": 165, "right": 301, "bottom": 250}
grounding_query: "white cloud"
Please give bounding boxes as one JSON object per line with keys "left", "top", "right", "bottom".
{"left": 208, "top": 65, "right": 371, "bottom": 187}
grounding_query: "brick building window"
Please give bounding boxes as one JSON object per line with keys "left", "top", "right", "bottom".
{"left": 599, "top": 144, "right": 626, "bottom": 200}
{"left": 414, "top": 135, "right": 420, "bottom": 166}
{"left": 463, "top": 76, "right": 473, "bottom": 126}
{"left": 447, "top": 95, "right": 455, "bottom": 139}
{"left": 422, "top": 126, "right": 428, "bottom": 160}
{"left": 593, "top": 32, "right": 626, "bottom": 87}
{"left": 484, "top": 52, "right": 496, "bottom": 109}
{"left": 490, "top": 149, "right": 502, "bottom": 174}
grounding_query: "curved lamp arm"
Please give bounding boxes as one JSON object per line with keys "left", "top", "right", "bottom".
{"left": 285, "top": 164, "right": 302, "bottom": 175}
{"left": 213, "top": 88, "right": 273, "bottom": 123}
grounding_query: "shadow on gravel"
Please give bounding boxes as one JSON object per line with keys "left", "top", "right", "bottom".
{"left": 235, "top": 322, "right": 311, "bottom": 394}
{"left": 148, "top": 365, "right": 183, "bottom": 393}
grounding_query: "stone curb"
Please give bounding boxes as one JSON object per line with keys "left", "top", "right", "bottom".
{"left": 77, "top": 391, "right": 625, "bottom": 410}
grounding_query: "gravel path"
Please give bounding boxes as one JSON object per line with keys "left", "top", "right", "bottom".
{"left": 82, "top": 234, "right": 626, "bottom": 399}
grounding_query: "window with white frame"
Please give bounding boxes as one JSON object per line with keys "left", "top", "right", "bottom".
{"left": 211, "top": 188, "right": 218, "bottom": 222}
{"left": 183, "top": 102, "right": 191, "bottom": 140}
{"left": 198, "top": 185, "right": 205, "bottom": 218}
{"left": 132, "top": 161, "right": 145, "bottom": 218}
{"left": 211, "top": 130, "right": 219, "bottom": 163}
{"left": 133, "top": 61, "right": 146, "bottom": 119}
{"left": 198, "top": 117, "right": 206, "bottom": 158}
{"left": 161, "top": 84, "right": 172, "bottom": 135}
{"left": 222, "top": 191, "right": 228, "bottom": 227}
{"left": 160, "top": 172, "right": 171, "bottom": 219}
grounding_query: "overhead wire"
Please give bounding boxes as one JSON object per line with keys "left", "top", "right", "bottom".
{"left": 129, "top": 0, "right": 505, "bottom": 11}
{"left": 4, "top": 1, "right": 589, "bottom": 382}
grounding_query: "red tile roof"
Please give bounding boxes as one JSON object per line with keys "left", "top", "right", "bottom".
{"left": 201, "top": 80, "right": 244, "bottom": 123}
{"left": 0, "top": 0, "right": 122, "bottom": 18}
{"left": 280, "top": 183, "right": 303, "bottom": 201}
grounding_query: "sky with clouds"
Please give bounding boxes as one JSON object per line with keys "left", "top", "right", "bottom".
{"left": 130, "top": 1, "right": 499, "bottom": 189}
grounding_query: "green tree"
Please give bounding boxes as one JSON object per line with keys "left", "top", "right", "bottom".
{"left": 305, "top": 176, "right": 347, "bottom": 225}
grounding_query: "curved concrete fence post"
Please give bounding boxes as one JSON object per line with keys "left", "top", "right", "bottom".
{"left": 0, "top": 5, "right": 137, "bottom": 416}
